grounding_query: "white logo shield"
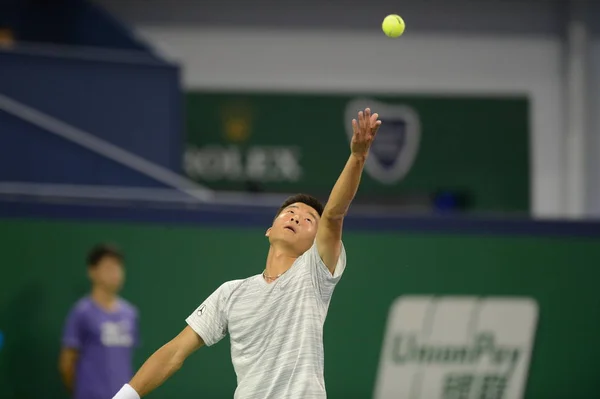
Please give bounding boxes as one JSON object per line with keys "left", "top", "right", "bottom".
{"left": 345, "top": 98, "right": 421, "bottom": 184}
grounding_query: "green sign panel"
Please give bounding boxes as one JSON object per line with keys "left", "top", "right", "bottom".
{"left": 1, "top": 219, "right": 600, "bottom": 398}
{"left": 184, "top": 92, "right": 529, "bottom": 212}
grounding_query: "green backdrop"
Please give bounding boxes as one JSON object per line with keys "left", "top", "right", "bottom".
{"left": 1, "top": 219, "right": 598, "bottom": 399}
{"left": 184, "top": 92, "right": 530, "bottom": 213}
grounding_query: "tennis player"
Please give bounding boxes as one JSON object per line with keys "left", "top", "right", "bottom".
{"left": 112, "top": 107, "right": 381, "bottom": 399}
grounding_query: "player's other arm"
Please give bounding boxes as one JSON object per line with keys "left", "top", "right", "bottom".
{"left": 58, "top": 347, "right": 78, "bottom": 392}
{"left": 59, "top": 306, "right": 83, "bottom": 393}
{"left": 317, "top": 108, "right": 381, "bottom": 274}
{"left": 115, "top": 283, "right": 229, "bottom": 398}
{"left": 113, "top": 326, "right": 204, "bottom": 398}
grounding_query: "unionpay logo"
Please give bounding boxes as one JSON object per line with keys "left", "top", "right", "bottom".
{"left": 373, "top": 296, "right": 538, "bottom": 399}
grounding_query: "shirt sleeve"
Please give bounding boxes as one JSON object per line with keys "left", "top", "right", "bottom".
{"left": 304, "top": 240, "right": 347, "bottom": 303}
{"left": 185, "top": 282, "right": 231, "bottom": 347}
{"left": 61, "top": 307, "right": 83, "bottom": 349}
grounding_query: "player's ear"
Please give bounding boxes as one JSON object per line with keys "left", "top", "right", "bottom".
{"left": 265, "top": 227, "right": 272, "bottom": 237}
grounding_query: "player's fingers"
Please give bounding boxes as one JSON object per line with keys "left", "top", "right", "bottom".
{"left": 370, "top": 113, "right": 379, "bottom": 130}
{"left": 352, "top": 119, "right": 358, "bottom": 136}
{"left": 357, "top": 111, "right": 364, "bottom": 132}
{"left": 372, "top": 120, "right": 382, "bottom": 137}
{"left": 364, "top": 108, "right": 371, "bottom": 133}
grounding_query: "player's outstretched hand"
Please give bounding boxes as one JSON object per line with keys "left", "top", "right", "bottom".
{"left": 350, "top": 108, "right": 381, "bottom": 159}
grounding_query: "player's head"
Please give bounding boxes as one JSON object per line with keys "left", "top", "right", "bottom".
{"left": 87, "top": 243, "right": 125, "bottom": 294}
{"left": 266, "top": 193, "right": 324, "bottom": 255}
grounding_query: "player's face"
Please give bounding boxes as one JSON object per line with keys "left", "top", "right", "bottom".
{"left": 267, "top": 202, "right": 320, "bottom": 254}
{"left": 89, "top": 256, "right": 125, "bottom": 293}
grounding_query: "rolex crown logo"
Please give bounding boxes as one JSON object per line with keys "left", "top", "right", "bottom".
{"left": 224, "top": 117, "right": 250, "bottom": 142}
{"left": 221, "top": 102, "right": 253, "bottom": 143}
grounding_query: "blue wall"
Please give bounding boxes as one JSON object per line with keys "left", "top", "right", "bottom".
{"left": 0, "top": 49, "right": 183, "bottom": 187}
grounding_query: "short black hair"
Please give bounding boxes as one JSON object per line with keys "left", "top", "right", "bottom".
{"left": 275, "top": 193, "right": 324, "bottom": 218}
{"left": 87, "top": 243, "right": 123, "bottom": 268}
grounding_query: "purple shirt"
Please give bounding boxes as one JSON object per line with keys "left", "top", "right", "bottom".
{"left": 62, "top": 297, "right": 139, "bottom": 399}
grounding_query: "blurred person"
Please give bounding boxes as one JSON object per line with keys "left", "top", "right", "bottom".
{"left": 112, "top": 108, "right": 382, "bottom": 399}
{"left": 60, "top": 244, "right": 139, "bottom": 399}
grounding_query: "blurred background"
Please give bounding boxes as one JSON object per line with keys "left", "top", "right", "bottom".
{"left": 0, "top": 0, "right": 599, "bottom": 398}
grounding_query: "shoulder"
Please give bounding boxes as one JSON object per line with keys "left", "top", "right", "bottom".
{"left": 208, "top": 276, "right": 263, "bottom": 312}
{"left": 117, "top": 298, "right": 140, "bottom": 318}
{"left": 63, "top": 297, "right": 94, "bottom": 327}
{"left": 299, "top": 240, "right": 347, "bottom": 265}
{"left": 297, "top": 240, "right": 347, "bottom": 280}
{"left": 221, "top": 278, "right": 248, "bottom": 289}
{"left": 217, "top": 278, "right": 251, "bottom": 298}
{"left": 69, "top": 297, "right": 94, "bottom": 316}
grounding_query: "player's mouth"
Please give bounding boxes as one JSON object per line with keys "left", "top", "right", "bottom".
{"left": 284, "top": 226, "right": 296, "bottom": 233}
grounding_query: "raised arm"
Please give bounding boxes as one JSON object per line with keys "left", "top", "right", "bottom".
{"left": 316, "top": 108, "right": 381, "bottom": 274}
{"left": 113, "top": 326, "right": 204, "bottom": 398}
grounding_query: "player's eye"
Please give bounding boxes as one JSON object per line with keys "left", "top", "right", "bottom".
{"left": 306, "top": 218, "right": 313, "bottom": 223}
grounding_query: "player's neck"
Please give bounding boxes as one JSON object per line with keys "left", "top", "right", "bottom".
{"left": 264, "top": 245, "right": 297, "bottom": 281}
{"left": 91, "top": 287, "right": 119, "bottom": 312}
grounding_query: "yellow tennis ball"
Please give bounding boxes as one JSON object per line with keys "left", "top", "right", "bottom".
{"left": 382, "top": 14, "right": 405, "bottom": 38}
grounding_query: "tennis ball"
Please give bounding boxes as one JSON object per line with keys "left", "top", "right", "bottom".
{"left": 382, "top": 14, "right": 405, "bottom": 38}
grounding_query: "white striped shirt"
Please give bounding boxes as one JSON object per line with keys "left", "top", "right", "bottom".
{"left": 186, "top": 241, "right": 346, "bottom": 398}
